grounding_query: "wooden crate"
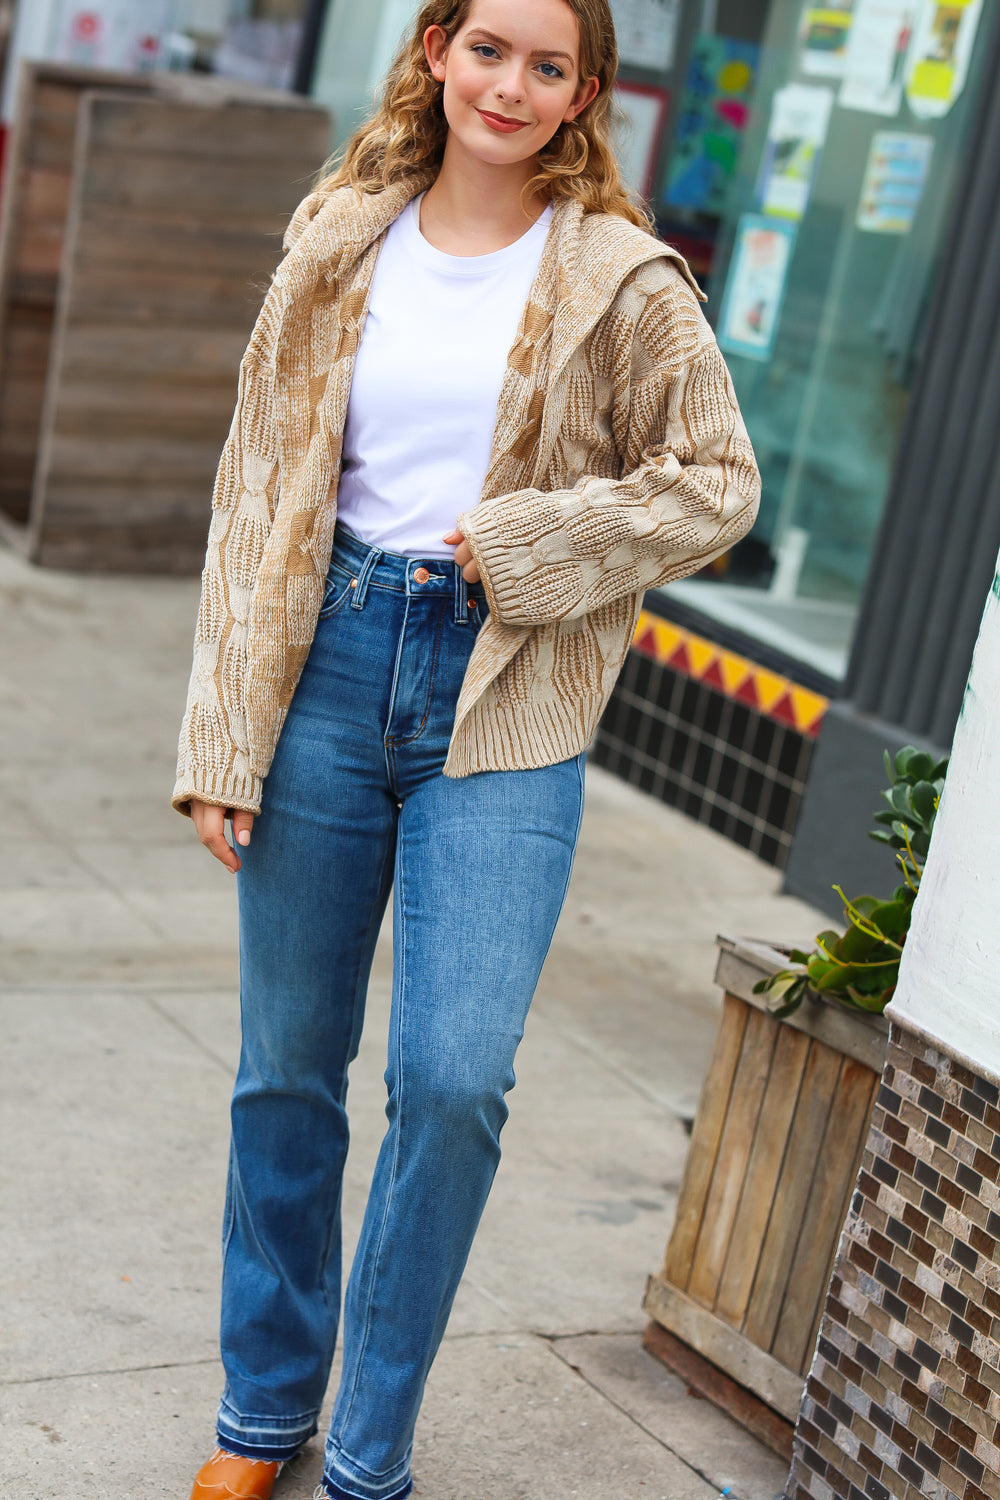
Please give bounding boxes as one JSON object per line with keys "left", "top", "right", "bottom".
{"left": 644, "top": 936, "right": 888, "bottom": 1423}
{"left": 0, "top": 63, "right": 330, "bottom": 571}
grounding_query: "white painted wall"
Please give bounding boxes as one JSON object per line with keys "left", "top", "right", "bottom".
{"left": 886, "top": 548, "right": 1000, "bottom": 1080}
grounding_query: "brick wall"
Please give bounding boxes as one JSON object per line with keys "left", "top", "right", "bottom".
{"left": 788, "top": 1023, "right": 1000, "bottom": 1500}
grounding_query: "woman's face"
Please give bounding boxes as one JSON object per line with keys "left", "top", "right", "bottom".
{"left": 425, "top": 0, "right": 599, "bottom": 171}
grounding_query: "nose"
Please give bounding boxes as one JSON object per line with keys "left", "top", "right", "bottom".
{"left": 495, "top": 65, "right": 525, "bottom": 104}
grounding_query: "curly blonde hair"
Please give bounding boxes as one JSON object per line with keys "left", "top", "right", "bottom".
{"left": 316, "top": 0, "right": 652, "bottom": 229}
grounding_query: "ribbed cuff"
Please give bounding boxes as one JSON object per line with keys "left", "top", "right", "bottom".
{"left": 171, "top": 765, "right": 263, "bottom": 818}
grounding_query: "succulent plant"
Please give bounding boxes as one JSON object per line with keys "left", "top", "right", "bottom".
{"left": 754, "top": 747, "right": 949, "bottom": 1018}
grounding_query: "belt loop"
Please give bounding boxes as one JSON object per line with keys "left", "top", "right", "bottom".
{"left": 454, "top": 564, "right": 467, "bottom": 625}
{"left": 351, "top": 546, "right": 381, "bottom": 610}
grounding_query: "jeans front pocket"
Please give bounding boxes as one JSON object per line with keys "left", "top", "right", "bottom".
{"left": 318, "top": 563, "right": 357, "bottom": 619}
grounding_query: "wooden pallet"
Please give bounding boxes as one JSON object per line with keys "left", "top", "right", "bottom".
{"left": 644, "top": 936, "right": 888, "bottom": 1424}
{"left": 0, "top": 62, "right": 330, "bottom": 571}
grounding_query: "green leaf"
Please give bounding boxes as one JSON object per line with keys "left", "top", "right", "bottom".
{"left": 868, "top": 899, "right": 911, "bottom": 941}
{"left": 903, "top": 752, "right": 937, "bottom": 782}
{"left": 910, "top": 780, "right": 938, "bottom": 824}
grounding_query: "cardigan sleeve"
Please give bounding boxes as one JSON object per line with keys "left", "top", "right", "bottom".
{"left": 457, "top": 273, "right": 760, "bottom": 628}
{"left": 171, "top": 286, "right": 284, "bottom": 818}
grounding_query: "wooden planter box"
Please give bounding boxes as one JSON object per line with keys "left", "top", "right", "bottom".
{"left": 644, "top": 935, "right": 888, "bottom": 1422}
{"left": 0, "top": 62, "right": 330, "bottom": 571}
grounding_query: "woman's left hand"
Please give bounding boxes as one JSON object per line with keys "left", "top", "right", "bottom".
{"left": 443, "top": 528, "right": 481, "bottom": 584}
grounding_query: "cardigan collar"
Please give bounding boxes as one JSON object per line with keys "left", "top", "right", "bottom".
{"left": 276, "top": 175, "right": 705, "bottom": 378}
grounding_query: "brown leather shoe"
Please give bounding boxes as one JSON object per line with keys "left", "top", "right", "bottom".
{"left": 189, "top": 1447, "right": 283, "bottom": 1499}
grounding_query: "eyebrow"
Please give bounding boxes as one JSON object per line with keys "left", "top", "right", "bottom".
{"left": 465, "top": 28, "right": 576, "bottom": 65}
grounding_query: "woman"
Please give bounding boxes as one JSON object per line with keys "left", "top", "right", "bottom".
{"left": 174, "top": 1, "right": 759, "bottom": 1496}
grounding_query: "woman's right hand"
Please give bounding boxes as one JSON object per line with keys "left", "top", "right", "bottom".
{"left": 190, "top": 800, "right": 255, "bottom": 874}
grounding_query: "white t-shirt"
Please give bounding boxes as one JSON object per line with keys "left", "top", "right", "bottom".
{"left": 335, "top": 193, "right": 553, "bottom": 558}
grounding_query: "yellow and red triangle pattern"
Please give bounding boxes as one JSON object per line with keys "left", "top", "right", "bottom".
{"left": 631, "top": 611, "right": 828, "bottom": 738}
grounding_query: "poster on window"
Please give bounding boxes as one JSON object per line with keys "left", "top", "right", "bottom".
{"left": 839, "top": 0, "right": 916, "bottom": 114}
{"left": 758, "top": 83, "right": 834, "bottom": 220}
{"left": 611, "top": 0, "right": 680, "bottom": 72}
{"left": 54, "top": 0, "right": 176, "bottom": 71}
{"left": 800, "top": 1, "right": 857, "bottom": 77}
{"left": 718, "top": 214, "right": 797, "bottom": 362}
{"left": 664, "top": 34, "right": 759, "bottom": 215}
{"left": 856, "top": 130, "right": 933, "bottom": 231}
{"left": 904, "top": 0, "right": 981, "bottom": 118}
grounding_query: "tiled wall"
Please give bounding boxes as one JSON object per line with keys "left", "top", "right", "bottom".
{"left": 593, "top": 611, "right": 827, "bottom": 866}
{"left": 788, "top": 1024, "right": 1000, "bottom": 1500}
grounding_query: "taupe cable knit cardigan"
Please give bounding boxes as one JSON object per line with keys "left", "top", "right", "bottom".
{"left": 173, "top": 177, "right": 760, "bottom": 817}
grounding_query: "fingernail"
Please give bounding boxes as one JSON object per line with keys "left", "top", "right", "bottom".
{"left": 237, "top": 829, "right": 251, "bottom": 846}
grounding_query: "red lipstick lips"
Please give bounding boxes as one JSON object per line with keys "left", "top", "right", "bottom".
{"left": 476, "top": 108, "right": 529, "bottom": 133}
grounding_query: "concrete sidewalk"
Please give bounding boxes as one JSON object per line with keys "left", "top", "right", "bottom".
{"left": 0, "top": 548, "right": 826, "bottom": 1500}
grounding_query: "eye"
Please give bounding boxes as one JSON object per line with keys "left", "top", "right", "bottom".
{"left": 536, "top": 61, "right": 566, "bottom": 79}
{"left": 471, "top": 43, "right": 501, "bottom": 60}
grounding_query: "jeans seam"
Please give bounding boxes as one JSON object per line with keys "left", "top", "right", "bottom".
{"left": 384, "top": 605, "right": 445, "bottom": 749}
{"left": 333, "top": 833, "right": 410, "bottom": 1449}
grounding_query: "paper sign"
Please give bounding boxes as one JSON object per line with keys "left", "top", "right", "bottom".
{"left": 759, "top": 83, "right": 834, "bottom": 220}
{"left": 839, "top": 0, "right": 916, "bottom": 114}
{"left": 718, "top": 214, "right": 797, "bottom": 362}
{"left": 856, "top": 130, "right": 933, "bottom": 231}
{"left": 905, "top": 0, "right": 982, "bottom": 118}
{"left": 800, "top": 2, "right": 857, "bottom": 77}
{"left": 54, "top": 0, "right": 175, "bottom": 71}
{"left": 611, "top": 0, "right": 681, "bottom": 72}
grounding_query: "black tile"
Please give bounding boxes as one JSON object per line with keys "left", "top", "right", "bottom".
{"left": 915, "top": 1441, "right": 941, "bottom": 1476}
{"left": 630, "top": 652, "right": 654, "bottom": 699}
{"left": 741, "top": 767, "right": 765, "bottom": 817}
{"left": 813, "top": 1404, "right": 837, "bottom": 1439}
{"left": 728, "top": 702, "right": 751, "bottom": 747}
{"left": 716, "top": 752, "right": 741, "bottom": 801}
{"left": 856, "top": 1342, "right": 880, "bottom": 1376}
{"left": 926, "top": 1398, "right": 950, "bottom": 1429}
{"left": 764, "top": 778, "right": 792, "bottom": 831}
{"left": 864, "top": 1476, "right": 890, "bottom": 1500}
{"left": 961, "top": 1088, "right": 987, "bottom": 1121}
{"left": 973, "top": 1075, "right": 1000, "bottom": 1107}
{"left": 914, "top": 1159, "right": 940, "bottom": 1191}
{"left": 644, "top": 716, "right": 667, "bottom": 765}
{"left": 883, "top": 1289, "right": 908, "bottom": 1322}
{"left": 679, "top": 677, "right": 701, "bottom": 721}
{"left": 681, "top": 786, "right": 706, "bottom": 820}
{"left": 868, "top": 1402, "right": 893, "bottom": 1436}
{"left": 636, "top": 762, "right": 657, "bottom": 796}
{"left": 877, "top": 1085, "right": 902, "bottom": 1116}
{"left": 897, "top": 1455, "right": 922, "bottom": 1487}
{"left": 872, "top": 1157, "right": 899, "bottom": 1188}
{"left": 667, "top": 728, "right": 690, "bottom": 772}
{"left": 708, "top": 803, "right": 729, "bottom": 835}
{"left": 751, "top": 715, "right": 776, "bottom": 765}
{"left": 777, "top": 727, "right": 806, "bottom": 776}
{"left": 922, "top": 1189, "right": 946, "bottom": 1221}
{"left": 818, "top": 1335, "right": 840, "bottom": 1366}
{"left": 758, "top": 833, "right": 783, "bottom": 866}
{"left": 949, "top": 1314, "right": 975, "bottom": 1348}
{"left": 886, "top": 1217, "right": 912, "bottom": 1249}
{"left": 913, "top": 1338, "right": 941, "bottom": 1372}
{"left": 956, "top": 1163, "right": 983, "bottom": 1195}
{"left": 956, "top": 1450, "right": 985, "bottom": 1484}
{"left": 731, "top": 818, "right": 754, "bottom": 851}
{"left": 924, "top": 1115, "right": 951, "bottom": 1147}
{"left": 952, "top": 1240, "right": 978, "bottom": 1272}
{"left": 941, "top": 1282, "right": 968, "bottom": 1317}
{"left": 829, "top": 1394, "right": 853, "bottom": 1427}
{"left": 919, "top": 1086, "right": 945, "bottom": 1118}
{"left": 691, "top": 740, "right": 714, "bottom": 788}
{"left": 894, "top": 1349, "right": 921, "bottom": 1382}
{"left": 701, "top": 689, "right": 725, "bottom": 738}
{"left": 802, "top": 1444, "right": 827, "bottom": 1478}
{"left": 876, "top": 1259, "right": 901, "bottom": 1293}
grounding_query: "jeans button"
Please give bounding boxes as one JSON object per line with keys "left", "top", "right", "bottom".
{"left": 413, "top": 567, "right": 430, "bottom": 584}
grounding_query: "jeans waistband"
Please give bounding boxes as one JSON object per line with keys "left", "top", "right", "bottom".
{"left": 331, "top": 522, "right": 487, "bottom": 622}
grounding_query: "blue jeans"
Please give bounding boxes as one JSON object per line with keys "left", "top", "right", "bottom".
{"left": 218, "top": 525, "right": 585, "bottom": 1500}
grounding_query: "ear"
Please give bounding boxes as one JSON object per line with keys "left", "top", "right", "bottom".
{"left": 563, "top": 75, "right": 600, "bottom": 123}
{"left": 424, "top": 25, "right": 449, "bottom": 82}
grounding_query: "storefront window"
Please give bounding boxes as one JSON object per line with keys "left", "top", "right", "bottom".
{"left": 656, "top": 1, "right": 990, "bottom": 681}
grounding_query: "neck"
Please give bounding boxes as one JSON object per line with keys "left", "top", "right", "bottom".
{"left": 420, "top": 136, "right": 549, "bottom": 255}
